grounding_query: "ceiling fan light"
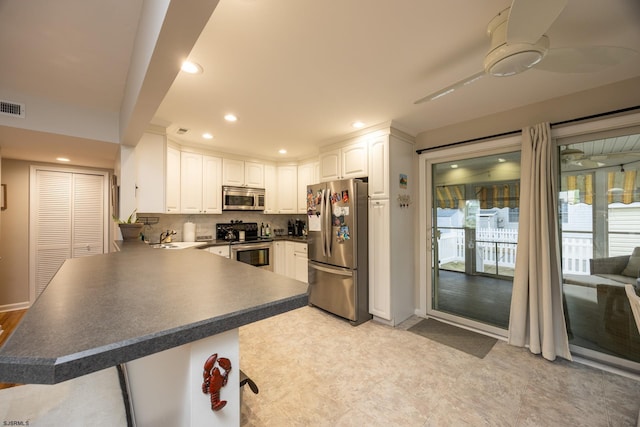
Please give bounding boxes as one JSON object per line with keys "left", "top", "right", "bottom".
{"left": 488, "top": 51, "right": 543, "bottom": 76}
{"left": 484, "top": 37, "right": 549, "bottom": 77}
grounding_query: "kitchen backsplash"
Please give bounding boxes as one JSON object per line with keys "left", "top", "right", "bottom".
{"left": 137, "top": 212, "right": 306, "bottom": 243}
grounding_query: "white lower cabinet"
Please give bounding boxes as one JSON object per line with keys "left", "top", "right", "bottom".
{"left": 208, "top": 245, "right": 230, "bottom": 258}
{"left": 284, "top": 242, "right": 296, "bottom": 278}
{"left": 368, "top": 199, "right": 391, "bottom": 320}
{"left": 293, "top": 244, "right": 308, "bottom": 283}
{"left": 273, "top": 241, "right": 286, "bottom": 275}
{"left": 276, "top": 241, "right": 307, "bottom": 283}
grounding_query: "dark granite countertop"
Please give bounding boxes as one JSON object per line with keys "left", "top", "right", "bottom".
{"left": 0, "top": 241, "right": 308, "bottom": 384}
{"left": 183, "top": 236, "right": 307, "bottom": 248}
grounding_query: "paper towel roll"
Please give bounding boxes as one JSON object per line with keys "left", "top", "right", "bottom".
{"left": 183, "top": 222, "right": 196, "bottom": 242}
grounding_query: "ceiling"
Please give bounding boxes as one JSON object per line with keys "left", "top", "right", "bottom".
{"left": 1, "top": 0, "right": 640, "bottom": 168}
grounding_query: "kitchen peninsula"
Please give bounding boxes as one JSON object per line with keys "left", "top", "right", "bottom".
{"left": 0, "top": 241, "right": 309, "bottom": 426}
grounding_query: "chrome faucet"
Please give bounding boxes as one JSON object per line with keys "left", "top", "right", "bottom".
{"left": 160, "top": 229, "right": 176, "bottom": 243}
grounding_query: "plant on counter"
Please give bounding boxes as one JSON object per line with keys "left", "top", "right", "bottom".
{"left": 113, "top": 209, "right": 138, "bottom": 224}
{"left": 114, "top": 210, "right": 144, "bottom": 240}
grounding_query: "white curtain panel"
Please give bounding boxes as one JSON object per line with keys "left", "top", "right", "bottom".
{"left": 508, "top": 122, "right": 572, "bottom": 361}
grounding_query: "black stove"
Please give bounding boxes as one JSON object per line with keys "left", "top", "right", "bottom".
{"left": 216, "top": 222, "right": 268, "bottom": 242}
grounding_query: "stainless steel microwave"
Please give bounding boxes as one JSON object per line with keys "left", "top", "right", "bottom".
{"left": 222, "top": 186, "right": 265, "bottom": 211}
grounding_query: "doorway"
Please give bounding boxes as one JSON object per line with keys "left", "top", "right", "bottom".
{"left": 419, "top": 136, "right": 521, "bottom": 336}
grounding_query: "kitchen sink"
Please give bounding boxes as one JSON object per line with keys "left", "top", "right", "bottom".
{"left": 151, "top": 242, "right": 205, "bottom": 249}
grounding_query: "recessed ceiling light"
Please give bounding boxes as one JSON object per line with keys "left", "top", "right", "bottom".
{"left": 352, "top": 121, "right": 365, "bottom": 129}
{"left": 498, "top": 158, "right": 506, "bottom": 163}
{"left": 450, "top": 164, "right": 458, "bottom": 169}
{"left": 278, "top": 149, "right": 287, "bottom": 154}
{"left": 56, "top": 157, "right": 70, "bottom": 162}
{"left": 224, "top": 114, "right": 237, "bottom": 122}
{"left": 202, "top": 133, "right": 213, "bottom": 139}
{"left": 181, "top": 61, "right": 203, "bottom": 74}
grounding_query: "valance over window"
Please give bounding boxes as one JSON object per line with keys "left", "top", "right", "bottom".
{"left": 562, "top": 170, "right": 639, "bottom": 204}
{"left": 435, "top": 183, "right": 520, "bottom": 209}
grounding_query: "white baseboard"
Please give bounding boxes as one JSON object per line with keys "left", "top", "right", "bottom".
{"left": 0, "top": 301, "right": 30, "bottom": 313}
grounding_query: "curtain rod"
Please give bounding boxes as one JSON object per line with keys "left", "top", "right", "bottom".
{"left": 415, "top": 105, "right": 640, "bottom": 155}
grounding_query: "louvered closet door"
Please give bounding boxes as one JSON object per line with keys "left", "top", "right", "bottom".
{"left": 35, "top": 170, "right": 73, "bottom": 297}
{"left": 72, "top": 173, "right": 104, "bottom": 257}
{"left": 33, "top": 169, "right": 106, "bottom": 299}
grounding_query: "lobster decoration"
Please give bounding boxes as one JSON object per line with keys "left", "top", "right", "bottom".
{"left": 202, "top": 353, "right": 232, "bottom": 411}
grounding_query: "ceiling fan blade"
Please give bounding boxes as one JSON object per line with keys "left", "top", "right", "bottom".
{"left": 577, "top": 159, "right": 604, "bottom": 168}
{"left": 534, "top": 46, "right": 638, "bottom": 73}
{"left": 506, "top": 0, "right": 568, "bottom": 44}
{"left": 414, "top": 71, "right": 484, "bottom": 104}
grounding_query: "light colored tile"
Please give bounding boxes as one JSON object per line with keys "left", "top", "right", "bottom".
{"left": 239, "top": 306, "right": 640, "bottom": 426}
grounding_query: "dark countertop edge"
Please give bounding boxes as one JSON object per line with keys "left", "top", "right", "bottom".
{"left": 196, "top": 236, "right": 308, "bottom": 246}
{"left": 137, "top": 236, "right": 307, "bottom": 249}
{"left": 0, "top": 292, "right": 308, "bottom": 385}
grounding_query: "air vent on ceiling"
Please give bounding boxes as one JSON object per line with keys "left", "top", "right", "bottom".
{"left": 176, "top": 128, "right": 189, "bottom": 135}
{"left": 0, "top": 100, "right": 25, "bottom": 118}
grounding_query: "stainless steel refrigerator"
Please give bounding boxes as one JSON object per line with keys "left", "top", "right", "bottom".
{"left": 306, "top": 178, "right": 371, "bottom": 325}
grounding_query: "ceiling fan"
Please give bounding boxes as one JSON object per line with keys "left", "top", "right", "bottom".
{"left": 560, "top": 148, "right": 605, "bottom": 168}
{"left": 559, "top": 147, "right": 639, "bottom": 169}
{"left": 415, "top": 0, "right": 638, "bottom": 104}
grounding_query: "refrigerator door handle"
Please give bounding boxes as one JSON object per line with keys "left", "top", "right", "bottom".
{"left": 320, "top": 189, "right": 327, "bottom": 257}
{"left": 308, "top": 261, "right": 352, "bottom": 276}
{"left": 325, "top": 188, "right": 332, "bottom": 257}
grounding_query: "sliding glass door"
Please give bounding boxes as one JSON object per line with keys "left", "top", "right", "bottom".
{"left": 559, "top": 132, "right": 640, "bottom": 366}
{"left": 422, "top": 137, "right": 521, "bottom": 335}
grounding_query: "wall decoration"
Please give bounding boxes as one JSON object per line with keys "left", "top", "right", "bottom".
{"left": 1, "top": 184, "right": 6, "bottom": 210}
{"left": 400, "top": 174, "right": 408, "bottom": 189}
{"left": 202, "top": 353, "right": 232, "bottom": 412}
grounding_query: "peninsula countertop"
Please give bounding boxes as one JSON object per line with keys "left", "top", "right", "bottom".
{"left": 0, "top": 241, "right": 309, "bottom": 385}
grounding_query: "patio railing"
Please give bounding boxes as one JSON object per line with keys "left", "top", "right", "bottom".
{"left": 438, "top": 227, "right": 593, "bottom": 275}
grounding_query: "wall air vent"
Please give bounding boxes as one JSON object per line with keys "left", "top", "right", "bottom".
{"left": 176, "top": 128, "right": 189, "bottom": 135}
{"left": 0, "top": 100, "right": 26, "bottom": 118}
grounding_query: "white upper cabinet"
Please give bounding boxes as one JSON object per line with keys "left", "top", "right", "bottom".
{"left": 222, "top": 158, "right": 244, "bottom": 186}
{"left": 245, "top": 161, "right": 265, "bottom": 188}
{"left": 319, "top": 149, "right": 340, "bottom": 181}
{"left": 263, "top": 164, "right": 278, "bottom": 214}
{"left": 180, "top": 152, "right": 203, "bottom": 214}
{"left": 165, "top": 146, "right": 181, "bottom": 213}
{"left": 297, "top": 161, "right": 318, "bottom": 213}
{"left": 202, "top": 155, "right": 222, "bottom": 213}
{"left": 180, "top": 152, "right": 222, "bottom": 214}
{"left": 222, "top": 159, "right": 264, "bottom": 188}
{"left": 342, "top": 142, "right": 368, "bottom": 178}
{"left": 319, "top": 141, "right": 367, "bottom": 182}
{"left": 277, "top": 165, "right": 297, "bottom": 213}
{"left": 135, "top": 132, "right": 175, "bottom": 213}
{"left": 368, "top": 135, "right": 389, "bottom": 199}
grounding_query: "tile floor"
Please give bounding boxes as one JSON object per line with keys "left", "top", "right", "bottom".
{"left": 239, "top": 306, "right": 640, "bottom": 427}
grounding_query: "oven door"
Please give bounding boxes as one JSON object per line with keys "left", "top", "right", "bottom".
{"left": 231, "top": 242, "right": 273, "bottom": 271}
